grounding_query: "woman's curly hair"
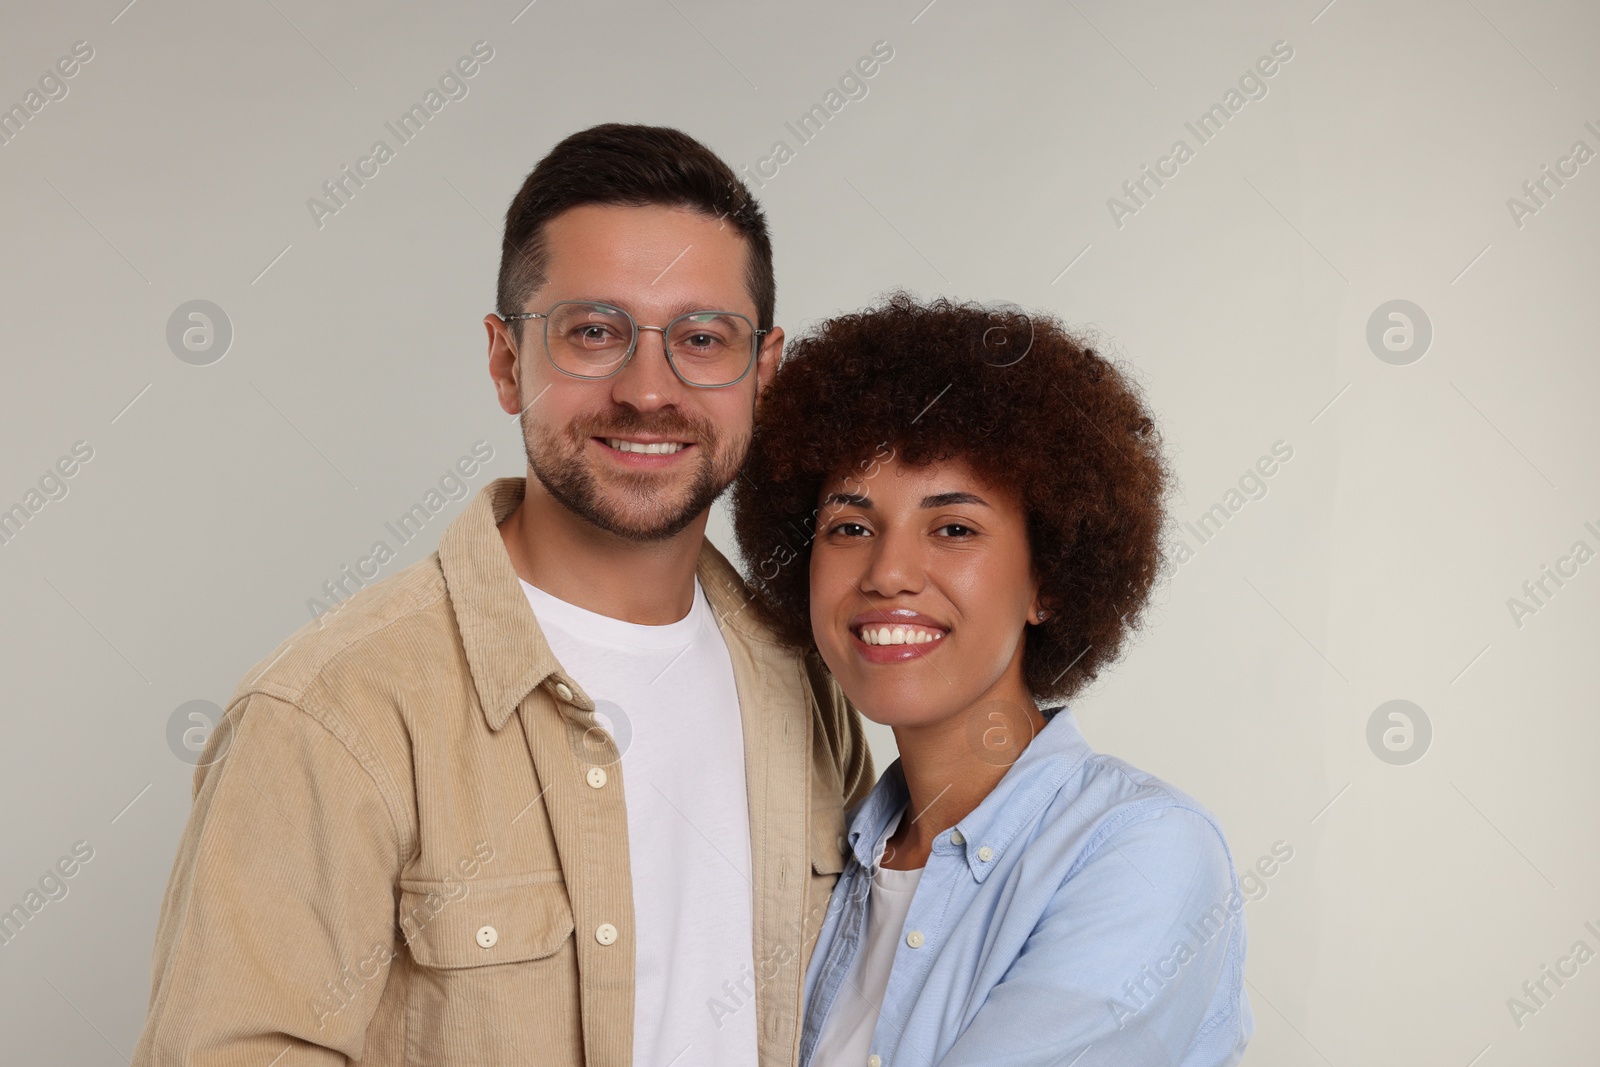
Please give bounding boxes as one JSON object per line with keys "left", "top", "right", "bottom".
{"left": 732, "top": 292, "right": 1172, "bottom": 702}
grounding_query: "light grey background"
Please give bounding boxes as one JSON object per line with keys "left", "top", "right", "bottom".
{"left": 2, "top": 0, "right": 1596, "bottom": 1063}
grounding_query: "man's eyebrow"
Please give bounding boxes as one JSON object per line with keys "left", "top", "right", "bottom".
{"left": 822, "top": 492, "right": 871, "bottom": 508}
{"left": 674, "top": 306, "right": 742, "bottom": 319}
{"left": 666, "top": 303, "right": 740, "bottom": 321}
{"left": 921, "top": 492, "right": 990, "bottom": 508}
{"left": 576, "top": 298, "right": 742, "bottom": 321}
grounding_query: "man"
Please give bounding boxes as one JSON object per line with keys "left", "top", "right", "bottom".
{"left": 131, "top": 123, "right": 873, "bottom": 1067}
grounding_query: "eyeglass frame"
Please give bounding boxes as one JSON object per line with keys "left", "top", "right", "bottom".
{"left": 503, "top": 300, "right": 772, "bottom": 390}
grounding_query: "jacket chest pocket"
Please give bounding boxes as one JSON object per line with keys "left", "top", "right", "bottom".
{"left": 400, "top": 877, "right": 582, "bottom": 1065}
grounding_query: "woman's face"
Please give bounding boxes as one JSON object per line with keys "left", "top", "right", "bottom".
{"left": 809, "top": 454, "right": 1043, "bottom": 728}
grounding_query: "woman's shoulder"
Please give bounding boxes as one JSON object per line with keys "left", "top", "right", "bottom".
{"left": 1074, "top": 750, "right": 1222, "bottom": 817}
{"left": 1048, "top": 749, "right": 1239, "bottom": 877}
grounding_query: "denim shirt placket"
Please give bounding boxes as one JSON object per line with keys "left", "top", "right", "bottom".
{"left": 800, "top": 860, "right": 869, "bottom": 1066}
{"left": 802, "top": 826, "right": 972, "bottom": 1067}
{"left": 867, "top": 846, "right": 961, "bottom": 1067}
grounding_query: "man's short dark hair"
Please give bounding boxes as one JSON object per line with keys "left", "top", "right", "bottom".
{"left": 496, "top": 123, "right": 775, "bottom": 332}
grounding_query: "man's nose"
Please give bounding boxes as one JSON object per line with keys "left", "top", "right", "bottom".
{"left": 609, "top": 326, "right": 684, "bottom": 411}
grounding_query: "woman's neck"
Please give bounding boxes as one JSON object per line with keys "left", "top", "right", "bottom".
{"left": 879, "top": 686, "right": 1048, "bottom": 871}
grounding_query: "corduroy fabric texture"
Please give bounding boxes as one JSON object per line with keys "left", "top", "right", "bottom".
{"left": 132, "top": 476, "right": 874, "bottom": 1067}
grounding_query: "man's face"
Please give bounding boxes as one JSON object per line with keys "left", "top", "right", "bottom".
{"left": 487, "top": 203, "right": 781, "bottom": 541}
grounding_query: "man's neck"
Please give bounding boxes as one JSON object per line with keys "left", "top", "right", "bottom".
{"left": 497, "top": 475, "right": 707, "bottom": 625}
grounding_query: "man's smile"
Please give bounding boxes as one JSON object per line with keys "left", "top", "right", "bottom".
{"left": 591, "top": 435, "right": 697, "bottom": 466}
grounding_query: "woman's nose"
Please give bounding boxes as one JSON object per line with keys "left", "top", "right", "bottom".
{"left": 860, "top": 526, "right": 924, "bottom": 598}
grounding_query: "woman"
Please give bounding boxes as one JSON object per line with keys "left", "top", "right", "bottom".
{"left": 733, "top": 294, "right": 1253, "bottom": 1066}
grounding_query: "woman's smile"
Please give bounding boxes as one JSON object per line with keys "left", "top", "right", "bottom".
{"left": 847, "top": 607, "right": 950, "bottom": 663}
{"left": 809, "top": 456, "right": 1041, "bottom": 730}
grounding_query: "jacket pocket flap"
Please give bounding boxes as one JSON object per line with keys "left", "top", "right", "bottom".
{"left": 401, "top": 878, "right": 574, "bottom": 969}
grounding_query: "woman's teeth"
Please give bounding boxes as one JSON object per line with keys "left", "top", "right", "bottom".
{"left": 858, "top": 625, "right": 945, "bottom": 646}
{"left": 606, "top": 439, "right": 685, "bottom": 454}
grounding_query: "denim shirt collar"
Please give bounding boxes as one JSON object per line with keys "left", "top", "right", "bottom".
{"left": 844, "top": 705, "right": 1094, "bottom": 882}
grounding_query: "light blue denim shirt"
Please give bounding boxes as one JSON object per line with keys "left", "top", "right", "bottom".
{"left": 799, "top": 707, "right": 1253, "bottom": 1067}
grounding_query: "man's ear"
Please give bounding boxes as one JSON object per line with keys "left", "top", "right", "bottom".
{"left": 752, "top": 325, "right": 784, "bottom": 412}
{"left": 485, "top": 313, "right": 523, "bottom": 417}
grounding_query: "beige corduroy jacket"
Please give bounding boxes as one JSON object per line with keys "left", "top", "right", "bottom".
{"left": 132, "top": 476, "right": 873, "bottom": 1067}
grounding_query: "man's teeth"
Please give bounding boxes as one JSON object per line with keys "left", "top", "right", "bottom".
{"left": 859, "top": 625, "right": 945, "bottom": 646}
{"left": 606, "top": 439, "right": 686, "bottom": 455}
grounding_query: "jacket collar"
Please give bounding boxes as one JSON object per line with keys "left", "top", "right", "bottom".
{"left": 437, "top": 476, "right": 780, "bottom": 732}
{"left": 846, "top": 705, "right": 1092, "bottom": 882}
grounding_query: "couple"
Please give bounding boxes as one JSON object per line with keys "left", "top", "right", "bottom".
{"left": 132, "top": 124, "right": 1251, "bottom": 1066}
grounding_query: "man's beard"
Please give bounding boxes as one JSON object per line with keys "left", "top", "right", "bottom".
{"left": 522, "top": 406, "right": 747, "bottom": 542}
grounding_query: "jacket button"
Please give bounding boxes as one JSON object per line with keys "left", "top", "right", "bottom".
{"left": 905, "top": 930, "right": 925, "bottom": 949}
{"left": 586, "top": 766, "right": 608, "bottom": 788}
{"left": 476, "top": 925, "right": 498, "bottom": 948}
{"left": 554, "top": 682, "right": 574, "bottom": 702}
{"left": 595, "top": 922, "right": 619, "bottom": 945}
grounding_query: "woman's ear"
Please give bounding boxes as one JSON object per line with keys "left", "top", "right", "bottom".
{"left": 1028, "top": 592, "right": 1062, "bottom": 626}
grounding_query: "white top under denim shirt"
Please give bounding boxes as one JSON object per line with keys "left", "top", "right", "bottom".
{"left": 811, "top": 802, "right": 921, "bottom": 1066}
{"left": 799, "top": 707, "right": 1254, "bottom": 1067}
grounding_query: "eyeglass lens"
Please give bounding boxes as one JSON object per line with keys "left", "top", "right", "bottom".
{"left": 543, "top": 301, "right": 755, "bottom": 386}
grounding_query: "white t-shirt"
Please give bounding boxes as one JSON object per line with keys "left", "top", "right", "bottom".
{"left": 811, "top": 802, "right": 922, "bottom": 1067}
{"left": 521, "top": 577, "right": 756, "bottom": 1067}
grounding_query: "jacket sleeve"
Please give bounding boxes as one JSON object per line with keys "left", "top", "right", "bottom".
{"left": 132, "top": 690, "right": 408, "bottom": 1066}
{"left": 934, "top": 806, "right": 1253, "bottom": 1067}
{"left": 804, "top": 650, "right": 876, "bottom": 809}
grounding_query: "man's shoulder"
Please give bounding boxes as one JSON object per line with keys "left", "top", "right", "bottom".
{"left": 694, "top": 537, "right": 774, "bottom": 636}
{"left": 232, "top": 551, "right": 458, "bottom": 712}
{"left": 693, "top": 536, "right": 873, "bottom": 788}
{"left": 694, "top": 537, "right": 817, "bottom": 693}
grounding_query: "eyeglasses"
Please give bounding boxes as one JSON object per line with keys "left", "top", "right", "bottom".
{"left": 504, "top": 300, "right": 768, "bottom": 389}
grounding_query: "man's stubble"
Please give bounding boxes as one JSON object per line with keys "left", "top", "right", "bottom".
{"left": 521, "top": 404, "right": 749, "bottom": 542}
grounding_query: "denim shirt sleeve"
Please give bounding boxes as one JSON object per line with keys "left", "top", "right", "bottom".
{"left": 933, "top": 805, "right": 1252, "bottom": 1067}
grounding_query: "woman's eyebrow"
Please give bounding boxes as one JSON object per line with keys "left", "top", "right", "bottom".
{"left": 921, "top": 491, "right": 989, "bottom": 508}
{"left": 822, "top": 492, "right": 871, "bottom": 508}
